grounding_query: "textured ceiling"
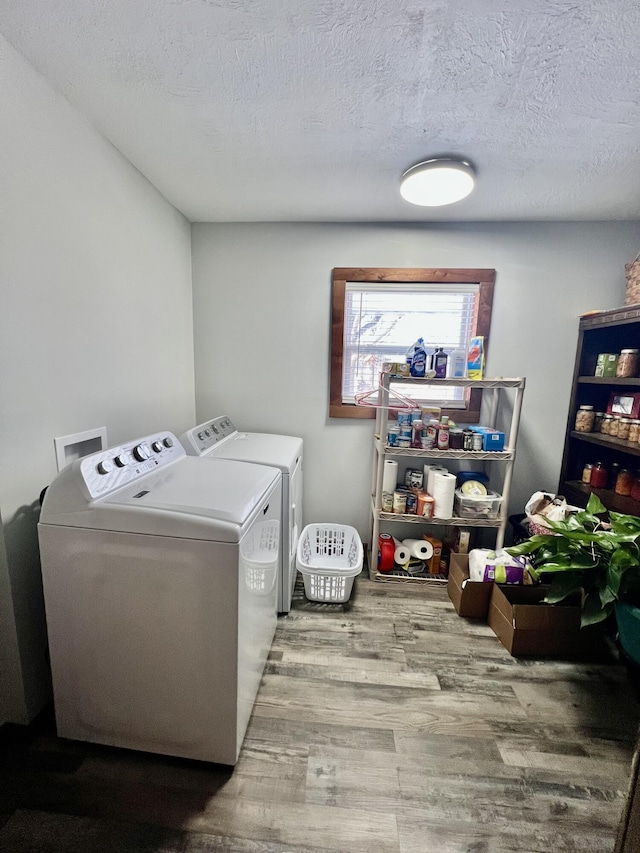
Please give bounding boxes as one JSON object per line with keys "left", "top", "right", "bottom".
{"left": 2, "top": 0, "right": 640, "bottom": 222}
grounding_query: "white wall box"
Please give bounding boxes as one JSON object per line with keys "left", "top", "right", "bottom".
{"left": 369, "top": 373, "right": 526, "bottom": 583}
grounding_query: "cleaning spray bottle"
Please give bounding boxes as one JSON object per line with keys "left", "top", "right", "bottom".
{"left": 407, "top": 338, "right": 427, "bottom": 377}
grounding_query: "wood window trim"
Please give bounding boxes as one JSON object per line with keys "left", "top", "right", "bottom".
{"left": 329, "top": 267, "right": 496, "bottom": 420}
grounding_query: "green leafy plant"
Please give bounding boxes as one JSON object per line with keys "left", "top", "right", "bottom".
{"left": 506, "top": 493, "right": 640, "bottom": 627}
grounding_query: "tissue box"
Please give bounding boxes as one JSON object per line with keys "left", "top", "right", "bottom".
{"left": 487, "top": 584, "right": 582, "bottom": 657}
{"left": 447, "top": 554, "right": 495, "bottom": 619}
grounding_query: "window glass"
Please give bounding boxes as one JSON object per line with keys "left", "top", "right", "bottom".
{"left": 343, "top": 282, "right": 479, "bottom": 407}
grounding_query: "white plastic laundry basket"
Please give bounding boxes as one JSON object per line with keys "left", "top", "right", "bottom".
{"left": 241, "top": 519, "right": 279, "bottom": 596}
{"left": 296, "top": 523, "right": 363, "bottom": 603}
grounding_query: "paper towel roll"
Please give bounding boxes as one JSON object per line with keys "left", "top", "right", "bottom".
{"left": 402, "top": 538, "right": 434, "bottom": 561}
{"left": 427, "top": 465, "right": 448, "bottom": 496}
{"left": 394, "top": 541, "right": 411, "bottom": 567}
{"left": 432, "top": 470, "right": 456, "bottom": 518}
{"left": 382, "top": 459, "right": 399, "bottom": 495}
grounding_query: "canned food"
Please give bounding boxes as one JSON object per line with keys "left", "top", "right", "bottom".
{"left": 397, "top": 412, "right": 411, "bottom": 426}
{"left": 397, "top": 438, "right": 411, "bottom": 448}
{"left": 462, "top": 429, "right": 474, "bottom": 451}
{"left": 405, "top": 492, "right": 418, "bottom": 514}
{"left": 421, "top": 495, "right": 435, "bottom": 518}
{"left": 387, "top": 425, "right": 400, "bottom": 446}
{"left": 381, "top": 492, "right": 394, "bottom": 512}
{"left": 471, "top": 432, "right": 484, "bottom": 451}
{"left": 409, "top": 470, "right": 424, "bottom": 489}
{"left": 392, "top": 490, "right": 407, "bottom": 514}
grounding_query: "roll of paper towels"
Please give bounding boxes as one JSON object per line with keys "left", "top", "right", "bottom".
{"left": 432, "top": 470, "right": 456, "bottom": 518}
{"left": 402, "top": 538, "right": 434, "bottom": 561}
{"left": 427, "top": 465, "right": 448, "bottom": 496}
{"left": 382, "top": 459, "right": 399, "bottom": 495}
{"left": 393, "top": 539, "right": 411, "bottom": 566}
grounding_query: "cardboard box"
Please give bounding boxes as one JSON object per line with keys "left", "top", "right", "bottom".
{"left": 447, "top": 553, "right": 495, "bottom": 619}
{"left": 595, "top": 352, "right": 619, "bottom": 377}
{"left": 488, "top": 584, "right": 582, "bottom": 657}
{"left": 469, "top": 426, "right": 505, "bottom": 451}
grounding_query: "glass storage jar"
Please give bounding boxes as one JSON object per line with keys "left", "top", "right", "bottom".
{"left": 630, "top": 419, "right": 640, "bottom": 443}
{"left": 616, "top": 348, "right": 640, "bottom": 378}
{"left": 608, "top": 462, "right": 621, "bottom": 489}
{"left": 590, "top": 462, "right": 607, "bottom": 488}
{"left": 601, "top": 414, "right": 613, "bottom": 435}
{"left": 593, "top": 411, "right": 605, "bottom": 432}
{"left": 574, "top": 405, "right": 595, "bottom": 432}
{"left": 615, "top": 469, "right": 634, "bottom": 496}
{"left": 581, "top": 463, "right": 593, "bottom": 484}
{"left": 631, "top": 474, "right": 640, "bottom": 502}
{"left": 619, "top": 417, "right": 631, "bottom": 441}
{"left": 609, "top": 416, "right": 621, "bottom": 438}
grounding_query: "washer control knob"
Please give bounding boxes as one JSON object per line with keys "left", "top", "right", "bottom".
{"left": 151, "top": 440, "right": 164, "bottom": 453}
{"left": 204, "top": 429, "right": 211, "bottom": 437}
{"left": 197, "top": 432, "right": 205, "bottom": 441}
{"left": 163, "top": 436, "right": 174, "bottom": 448}
{"left": 133, "top": 443, "right": 152, "bottom": 462}
{"left": 114, "top": 454, "right": 128, "bottom": 468}
{"left": 97, "top": 459, "right": 113, "bottom": 475}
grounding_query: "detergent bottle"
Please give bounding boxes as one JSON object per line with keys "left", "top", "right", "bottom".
{"left": 407, "top": 338, "right": 427, "bottom": 377}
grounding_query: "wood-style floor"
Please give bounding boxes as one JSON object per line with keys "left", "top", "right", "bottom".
{"left": 1, "top": 574, "right": 639, "bottom": 853}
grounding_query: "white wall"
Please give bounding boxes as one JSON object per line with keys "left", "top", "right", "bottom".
{"left": 0, "top": 34, "right": 195, "bottom": 723}
{"left": 192, "top": 221, "right": 640, "bottom": 545}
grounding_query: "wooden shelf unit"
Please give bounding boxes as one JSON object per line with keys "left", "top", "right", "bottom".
{"left": 559, "top": 305, "right": 640, "bottom": 515}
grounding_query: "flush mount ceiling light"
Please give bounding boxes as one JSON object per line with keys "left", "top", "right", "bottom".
{"left": 400, "top": 158, "right": 476, "bottom": 207}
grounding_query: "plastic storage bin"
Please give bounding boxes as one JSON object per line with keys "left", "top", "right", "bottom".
{"left": 296, "top": 523, "right": 363, "bottom": 603}
{"left": 454, "top": 488, "right": 503, "bottom": 519}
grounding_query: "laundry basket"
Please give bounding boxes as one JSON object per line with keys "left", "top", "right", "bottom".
{"left": 296, "top": 523, "right": 363, "bottom": 603}
{"left": 241, "top": 519, "right": 279, "bottom": 596}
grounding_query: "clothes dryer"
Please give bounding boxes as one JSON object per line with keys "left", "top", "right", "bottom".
{"left": 38, "top": 431, "right": 281, "bottom": 765}
{"left": 180, "top": 416, "right": 302, "bottom": 614}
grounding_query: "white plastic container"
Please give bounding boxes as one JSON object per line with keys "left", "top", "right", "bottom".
{"left": 296, "top": 523, "right": 363, "bottom": 603}
{"left": 454, "top": 488, "right": 503, "bottom": 519}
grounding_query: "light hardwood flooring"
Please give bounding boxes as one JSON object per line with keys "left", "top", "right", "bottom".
{"left": 1, "top": 573, "right": 639, "bottom": 853}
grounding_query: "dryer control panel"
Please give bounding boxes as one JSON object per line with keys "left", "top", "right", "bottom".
{"left": 80, "top": 432, "right": 185, "bottom": 499}
{"left": 186, "top": 415, "right": 237, "bottom": 455}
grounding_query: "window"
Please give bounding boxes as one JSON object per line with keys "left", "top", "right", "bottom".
{"left": 329, "top": 268, "right": 495, "bottom": 419}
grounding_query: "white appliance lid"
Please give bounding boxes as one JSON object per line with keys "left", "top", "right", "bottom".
{"left": 205, "top": 432, "right": 302, "bottom": 472}
{"left": 104, "top": 457, "right": 279, "bottom": 525}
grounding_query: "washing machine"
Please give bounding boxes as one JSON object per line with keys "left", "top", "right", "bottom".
{"left": 180, "top": 416, "right": 302, "bottom": 614}
{"left": 38, "top": 431, "right": 281, "bottom": 766}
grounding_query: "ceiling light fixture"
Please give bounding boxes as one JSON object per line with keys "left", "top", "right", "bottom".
{"left": 400, "top": 158, "right": 476, "bottom": 207}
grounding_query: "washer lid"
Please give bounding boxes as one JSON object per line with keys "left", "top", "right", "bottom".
{"left": 204, "top": 432, "right": 303, "bottom": 473}
{"left": 104, "top": 457, "right": 279, "bottom": 524}
{"left": 41, "top": 456, "right": 281, "bottom": 541}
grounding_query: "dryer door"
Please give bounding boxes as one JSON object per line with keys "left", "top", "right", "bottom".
{"left": 282, "top": 453, "right": 303, "bottom": 612}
